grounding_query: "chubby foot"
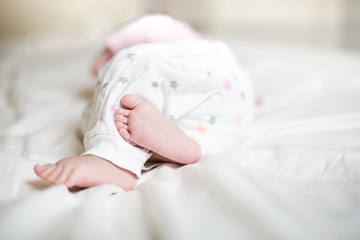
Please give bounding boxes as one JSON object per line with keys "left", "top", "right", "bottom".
{"left": 115, "top": 94, "right": 201, "bottom": 164}
{"left": 34, "top": 155, "right": 136, "bottom": 191}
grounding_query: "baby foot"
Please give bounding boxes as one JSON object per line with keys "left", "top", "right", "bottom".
{"left": 114, "top": 94, "right": 201, "bottom": 164}
{"left": 34, "top": 155, "right": 136, "bottom": 190}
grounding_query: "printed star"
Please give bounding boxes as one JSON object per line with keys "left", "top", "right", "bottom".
{"left": 170, "top": 81, "right": 178, "bottom": 89}
{"left": 235, "top": 115, "right": 242, "bottom": 124}
{"left": 224, "top": 79, "right": 232, "bottom": 90}
{"left": 126, "top": 53, "right": 136, "bottom": 59}
{"left": 102, "top": 82, "right": 109, "bottom": 88}
{"left": 197, "top": 124, "right": 207, "bottom": 133}
{"left": 109, "top": 105, "right": 117, "bottom": 112}
{"left": 207, "top": 71, "right": 212, "bottom": 77}
{"left": 256, "top": 97, "right": 263, "bottom": 107}
{"left": 208, "top": 116, "right": 216, "bottom": 125}
{"left": 180, "top": 64, "right": 189, "bottom": 71}
{"left": 151, "top": 81, "right": 159, "bottom": 88}
{"left": 169, "top": 114, "right": 175, "bottom": 120}
{"left": 118, "top": 77, "right": 128, "bottom": 84}
{"left": 240, "top": 92, "right": 245, "bottom": 99}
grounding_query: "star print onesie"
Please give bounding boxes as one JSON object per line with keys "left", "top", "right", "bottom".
{"left": 81, "top": 15, "right": 254, "bottom": 177}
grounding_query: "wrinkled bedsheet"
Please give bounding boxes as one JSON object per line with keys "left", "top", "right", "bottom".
{"left": 0, "top": 39, "right": 359, "bottom": 240}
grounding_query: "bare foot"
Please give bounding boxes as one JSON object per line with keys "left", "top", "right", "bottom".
{"left": 115, "top": 94, "right": 201, "bottom": 164}
{"left": 34, "top": 155, "right": 136, "bottom": 191}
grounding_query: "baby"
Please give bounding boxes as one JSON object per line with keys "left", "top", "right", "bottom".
{"left": 34, "top": 15, "right": 254, "bottom": 191}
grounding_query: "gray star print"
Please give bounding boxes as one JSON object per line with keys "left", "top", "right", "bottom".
{"left": 118, "top": 77, "right": 128, "bottom": 84}
{"left": 170, "top": 81, "right": 178, "bottom": 89}
{"left": 152, "top": 81, "right": 159, "bottom": 88}
{"left": 208, "top": 116, "right": 216, "bottom": 125}
{"left": 127, "top": 53, "right": 136, "bottom": 59}
{"left": 240, "top": 92, "right": 245, "bottom": 99}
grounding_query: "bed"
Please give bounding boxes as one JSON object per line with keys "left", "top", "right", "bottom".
{"left": 0, "top": 37, "right": 359, "bottom": 240}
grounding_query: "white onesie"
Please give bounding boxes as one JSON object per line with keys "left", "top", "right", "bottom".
{"left": 82, "top": 40, "right": 254, "bottom": 177}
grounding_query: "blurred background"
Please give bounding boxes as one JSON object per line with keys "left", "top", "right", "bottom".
{"left": 0, "top": 0, "right": 359, "bottom": 50}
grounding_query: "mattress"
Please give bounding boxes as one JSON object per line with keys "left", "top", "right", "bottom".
{"left": 0, "top": 38, "right": 359, "bottom": 240}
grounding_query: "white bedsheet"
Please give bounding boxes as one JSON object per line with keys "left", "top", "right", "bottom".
{"left": 0, "top": 39, "right": 359, "bottom": 240}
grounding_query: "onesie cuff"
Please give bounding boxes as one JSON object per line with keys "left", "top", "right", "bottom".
{"left": 82, "top": 134, "right": 152, "bottom": 178}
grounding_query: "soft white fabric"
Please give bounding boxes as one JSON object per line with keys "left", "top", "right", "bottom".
{"left": 0, "top": 39, "right": 359, "bottom": 240}
{"left": 82, "top": 40, "right": 254, "bottom": 176}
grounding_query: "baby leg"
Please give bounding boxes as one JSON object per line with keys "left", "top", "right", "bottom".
{"left": 115, "top": 94, "right": 201, "bottom": 164}
{"left": 34, "top": 155, "right": 136, "bottom": 191}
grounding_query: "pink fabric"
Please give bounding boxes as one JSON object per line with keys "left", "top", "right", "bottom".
{"left": 106, "top": 14, "right": 202, "bottom": 54}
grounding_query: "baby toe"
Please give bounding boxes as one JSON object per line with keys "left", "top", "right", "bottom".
{"left": 47, "top": 165, "right": 63, "bottom": 184}
{"left": 119, "top": 128, "right": 130, "bottom": 139}
{"left": 37, "top": 164, "right": 56, "bottom": 178}
{"left": 53, "top": 166, "right": 71, "bottom": 185}
{"left": 115, "top": 121, "right": 125, "bottom": 129}
{"left": 116, "top": 108, "right": 130, "bottom": 117}
{"left": 115, "top": 115, "right": 128, "bottom": 124}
